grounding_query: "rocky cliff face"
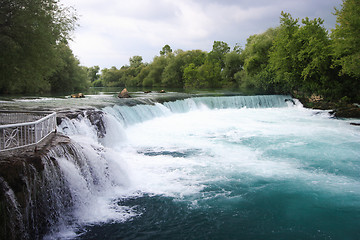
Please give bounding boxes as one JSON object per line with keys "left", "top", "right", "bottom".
{"left": 0, "top": 134, "right": 73, "bottom": 240}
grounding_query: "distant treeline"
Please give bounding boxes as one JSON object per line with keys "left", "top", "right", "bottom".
{"left": 1, "top": 0, "right": 359, "bottom": 102}
{"left": 93, "top": 0, "right": 360, "bottom": 102}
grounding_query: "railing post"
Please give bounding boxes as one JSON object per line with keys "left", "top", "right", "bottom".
{"left": 34, "top": 122, "right": 38, "bottom": 144}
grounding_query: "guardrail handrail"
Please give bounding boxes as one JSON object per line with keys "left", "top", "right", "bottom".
{"left": 0, "top": 111, "right": 57, "bottom": 152}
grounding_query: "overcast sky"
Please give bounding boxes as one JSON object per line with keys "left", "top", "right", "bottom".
{"left": 60, "top": 0, "right": 342, "bottom": 69}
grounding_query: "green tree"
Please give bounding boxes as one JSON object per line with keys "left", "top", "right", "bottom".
{"left": 87, "top": 66, "right": 100, "bottom": 83}
{"left": 197, "top": 60, "right": 222, "bottom": 88}
{"left": 0, "top": 0, "right": 77, "bottom": 93}
{"left": 183, "top": 63, "right": 199, "bottom": 88}
{"left": 233, "top": 43, "right": 242, "bottom": 54}
{"left": 295, "top": 17, "right": 332, "bottom": 94}
{"left": 208, "top": 41, "right": 230, "bottom": 69}
{"left": 143, "top": 56, "right": 168, "bottom": 87}
{"left": 242, "top": 29, "right": 277, "bottom": 76}
{"left": 268, "top": 12, "right": 300, "bottom": 92}
{"left": 100, "top": 66, "right": 123, "bottom": 87}
{"left": 222, "top": 49, "right": 243, "bottom": 87}
{"left": 130, "top": 65, "right": 150, "bottom": 87}
{"left": 331, "top": 0, "right": 360, "bottom": 78}
{"left": 161, "top": 51, "right": 184, "bottom": 88}
{"left": 47, "top": 43, "right": 89, "bottom": 92}
{"left": 123, "top": 56, "right": 146, "bottom": 86}
{"left": 160, "top": 44, "right": 173, "bottom": 56}
{"left": 183, "top": 49, "right": 223, "bottom": 89}
{"left": 161, "top": 49, "right": 206, "bottom": 88}
{"left": 129, "top": 55, "right": 143, "bottom": 68}
{"left": 268, "top": 12, "right": 335, "bottom": 96}
{"left": 239, "top": 29, "right": 275, "bottom": 91}
{"left": 184, "top": 41, "right": 229, "bottom": 89}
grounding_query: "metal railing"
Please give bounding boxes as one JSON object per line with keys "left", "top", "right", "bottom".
{"left": 0, "top": 111, "right": 57, "bottom": 152}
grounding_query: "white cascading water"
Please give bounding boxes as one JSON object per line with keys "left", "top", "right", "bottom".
{"left": 45, "top": 114, "right": 135, "bottom": 239}
{"left": 46, "top": 95, "right": 360, "bottom": 239}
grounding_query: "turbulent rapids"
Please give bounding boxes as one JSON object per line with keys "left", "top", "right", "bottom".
{"left": 1, "top": 94, "right": 360, "bottom": 240}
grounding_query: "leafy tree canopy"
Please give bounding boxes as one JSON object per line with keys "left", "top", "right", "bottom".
{"left": 331, "top": 0, "right": 360, "bottom": 78}
{"left": 87, "top": 66, "right": 100, "bottom": 83}
{"left": 160, "top": 44, "right": 173, "bottom": 56}
{"left": 129, "top": 56, "right": 143, "bottom": 68}
{"left": 0, "top": 0, "right": 78, "bottom": 93}
{"left": 208, "top": 41, "right": 230, "bottom": 69}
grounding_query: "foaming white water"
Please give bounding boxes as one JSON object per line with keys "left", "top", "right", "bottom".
{"left": 103, "top": 102, "right": 171, "bottom": 126}
{"left": 14, "top": 97, "right": 64, "bottom": 102}
{"left": 121, "top": 106, "right": 360, "bottom": 200}
{"left": 164, "top": 95, "right": 292, "bottom": 113}
{"left": 52, "top": 114, "right": 137, "bottom": 238}
{"left": 53, "top": 95, "right": 360, "bottom": 237}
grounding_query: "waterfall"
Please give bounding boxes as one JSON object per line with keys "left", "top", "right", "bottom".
{"left": 164, "top": 95, "right": 293, "bottom": 113}
{"left": 103, "top": 95, "right": 296, "bottom": 126}
{"left": 0, "top": 177, "right": 26, "bottom": 239}
{"left": 0, "top": 142, "right": 73, "bottom": 240}
{"left": 0, "top": 95, "right": 300, "bottom": 239}
{"left": 42, "top": 142, "right": 133, "bottom": 239}
{"left": 103, "top": 102, "right": 171, "bottom": 126}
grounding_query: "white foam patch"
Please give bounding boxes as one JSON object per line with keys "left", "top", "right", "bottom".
{"left": 120, "top": 107, "right": 360, "bottom": 200}
{"left": 52, "top": 101, "right": 360, "bottom": 238}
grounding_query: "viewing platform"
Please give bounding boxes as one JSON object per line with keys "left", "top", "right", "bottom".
{"left": 0, "top": 110, "right": 57, "bottom": 152}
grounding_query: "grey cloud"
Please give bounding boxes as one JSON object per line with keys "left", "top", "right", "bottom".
{"left": 63, "top": 0, "right": 343, "bottom": 68}
{"left": 113, "top": 0, "right": 180, "bottom": 22}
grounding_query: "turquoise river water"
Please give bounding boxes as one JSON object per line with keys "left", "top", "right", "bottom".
{"left": 3, "top": 92, "right": 360, "bottom": 240}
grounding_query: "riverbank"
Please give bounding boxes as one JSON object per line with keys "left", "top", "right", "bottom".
{"left": 297, "top": 96, "right": 360, "bottom": 118}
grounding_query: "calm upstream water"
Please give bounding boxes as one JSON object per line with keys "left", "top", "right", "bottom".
{"left": 3, "top": 91, "right": 360, "bottom": 239}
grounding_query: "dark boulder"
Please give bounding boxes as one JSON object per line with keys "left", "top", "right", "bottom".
{"left": 334, "top": 106, "right": 360, "bottom": 118}
{"left": 298, "top": 97, "right": 360, "bottom": 118}
{"left": 56, "top": 109, "right": 106, "bottom": 138}
{"left": 86, "top": 110, "right": 106, "bottom": 138}
{"left": 285, "top": 99, "right": 295, "bottom": 105}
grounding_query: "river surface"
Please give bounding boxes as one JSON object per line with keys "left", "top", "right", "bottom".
{"left": 2, "top": 90, "right": 360, "bottom": 240}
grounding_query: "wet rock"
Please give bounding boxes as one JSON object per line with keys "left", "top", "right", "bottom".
{"left": 285, "top": 99, "right": 295, "bottom": 105}
{"left": 56, "top": 110, "right": 85, "bottom": 126}
{"left": 305, "top": 102, "right": 360, "bottom": 118}
{"left": 334, "top": 106, "right": 360, "bottom": 118}
{"left": 71, "top": 93, "right": 85, "bottom": 98}
{"left": 118, "top": 88, "right": 131, "bottom": 98}
{"left": 85, "top": 110, "right": 106, "bottom": 138}
{"left": 300, "top": 99, "right": 337, "bottom": 110}
{"left": 56, "top": 109, "right": 106, "bottom": 138}
{"left": 158, "top": 90, "right": 166, "bottom": 93}
{"left": 0, "top": 134, "right": 72, "bottom": 240}
{"left": 296, "top": 91, "right": 360, "bottom": 119}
